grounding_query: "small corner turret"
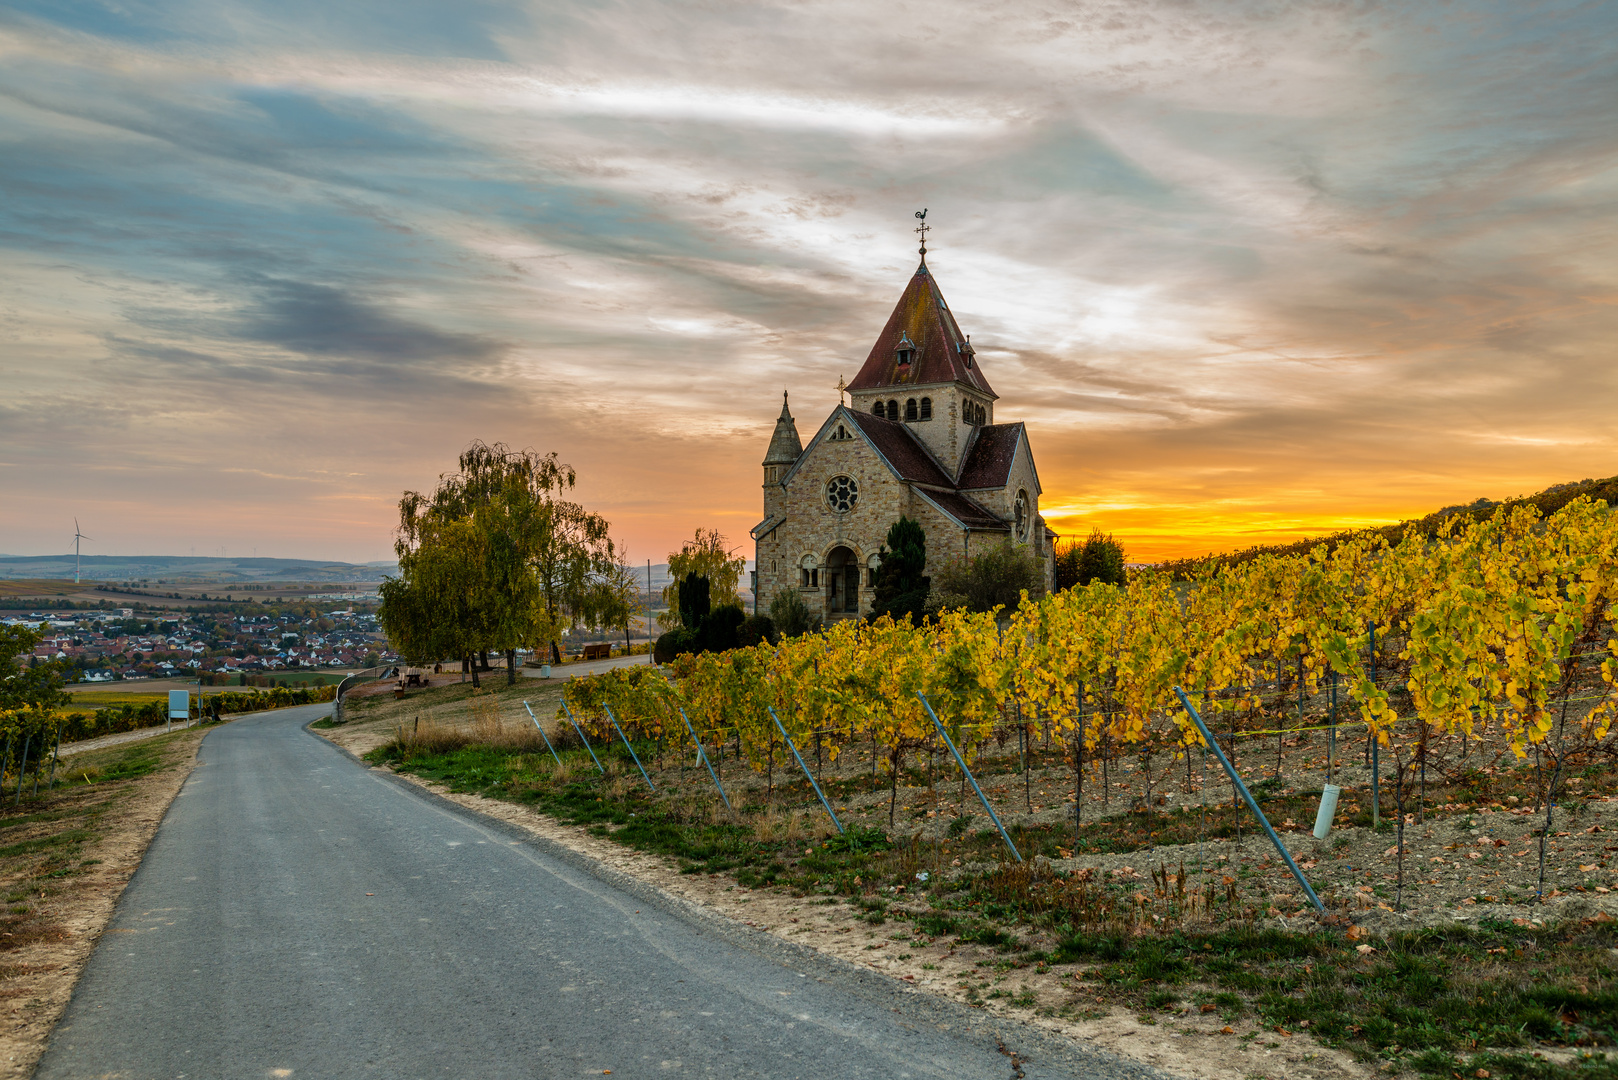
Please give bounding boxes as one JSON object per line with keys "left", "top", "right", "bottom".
{"left": 763, "top": 391, "right": 802, "bottom": 486}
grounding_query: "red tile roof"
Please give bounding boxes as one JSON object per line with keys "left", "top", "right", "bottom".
{"left": 847, "top": 265, "right": 996, "bottom": 398}
{"left": 849, "top": 410, "right": 954, "bottom": 487}
{"left": 957, "top": 423, "right": 1025, "bottom": 490}
{"left": 842, "top": 410, "right": 1012, "bottom": 531}
{"left": 916, "top": 489, "right": 1008, "bottom": 531}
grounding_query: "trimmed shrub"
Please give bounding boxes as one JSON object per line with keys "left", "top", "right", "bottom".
{"left": 699, "top": 604, "right": 746, "bottom": 653}
{"left": 654, "top": 627, "right": 699, "bottom": 665}
{"left": 736, "top": 614, "right": 777, "bottom": 648}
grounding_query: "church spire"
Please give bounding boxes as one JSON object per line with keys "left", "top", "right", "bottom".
{"left": 763, "top": 391, "right": 803, "bottom": 473}
{"left": 844, "top": 260, "right": 996, "bottom": 399}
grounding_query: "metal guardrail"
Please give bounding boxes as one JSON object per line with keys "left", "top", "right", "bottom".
{"left": 333, "top": 668, "right": 384, "bottom": 723}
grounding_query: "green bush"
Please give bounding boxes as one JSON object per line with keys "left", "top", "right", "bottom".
{"left": 736, "top": 614, "right": 777, "bottom": 647}
{"left": 932, "top": 540, "right": 1045, "bottom": 613}
{"left": 654, "top": 627, "right": 699, "bottom": 664}
{"left": 768, "top": 588, "right": 819, "bottom": 638}
{"left": 699, "top": 604, "right": 745, "bottom": 652}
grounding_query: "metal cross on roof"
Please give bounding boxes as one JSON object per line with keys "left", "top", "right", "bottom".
{"left": 914, "top": 208, "right": 930, "bottom": 260}
{"left": 836, "top": 374, "right": 848, "bottom": 405}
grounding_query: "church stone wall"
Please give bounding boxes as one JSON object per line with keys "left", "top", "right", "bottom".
{"left": 756, "top": 434, "right": 915, "bottom": 623}
{"left": 849, "top": 383, "right": 987, "bottom": 476}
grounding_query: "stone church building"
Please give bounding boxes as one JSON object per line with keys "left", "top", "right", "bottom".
{"left": 751, "top": 252, "right": 1055, "bottom": 622}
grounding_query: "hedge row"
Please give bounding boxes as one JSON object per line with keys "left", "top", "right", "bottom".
{"left": 15, "top": 684, "right": 339, "bottom": 744}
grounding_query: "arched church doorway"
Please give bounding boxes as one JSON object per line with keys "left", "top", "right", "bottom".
{"left": 825, "top": 546, "right": 859, "bottom": 615}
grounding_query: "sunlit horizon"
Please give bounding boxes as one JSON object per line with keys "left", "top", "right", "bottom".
{"left": 3, "top": 2, "right": 1614, "bottom": 569}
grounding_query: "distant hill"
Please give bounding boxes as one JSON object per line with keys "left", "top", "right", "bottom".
{"left": 1155, "top": 475, "right": 1618, "bottom": 579}
{"left": 0, "top": 555, "right": 761, "bottom": 592}
{"left": 638, "top": 563, "right": 757, "bottom": 601}
{"left": 0, "top": 554, "right": 396, "bottom": 583}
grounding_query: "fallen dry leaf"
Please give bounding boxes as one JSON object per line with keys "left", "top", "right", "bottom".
{"left": 1356, "top": 944, "right": 1376, "bottom": 954}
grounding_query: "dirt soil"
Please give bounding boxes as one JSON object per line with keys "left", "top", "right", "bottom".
{"left": 323, "top": 711, "right": 1376, "bottom": 1080}
{"left": 0, "top": 726, "right": 208, "bottom": 1078}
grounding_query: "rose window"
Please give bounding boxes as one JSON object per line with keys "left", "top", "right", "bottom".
{"left": 826, "top": 475, "right": 858, "bottom": 513}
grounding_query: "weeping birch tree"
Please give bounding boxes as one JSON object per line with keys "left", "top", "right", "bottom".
{"left": 380, "top": 442, "right": 625, "bottom": 684}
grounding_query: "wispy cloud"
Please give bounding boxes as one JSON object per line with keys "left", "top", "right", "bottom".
{"left": 2, "top": 0, "right": 1616, "bottom": 562}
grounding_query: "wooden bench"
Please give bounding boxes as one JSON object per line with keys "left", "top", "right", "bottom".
{"left": 581, "top": 643, "right": 612, "bottom": 661}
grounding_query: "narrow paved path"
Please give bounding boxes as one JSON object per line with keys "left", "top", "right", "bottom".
{"left": 38, "top": 705, "right": 1146, "bottom": 1079}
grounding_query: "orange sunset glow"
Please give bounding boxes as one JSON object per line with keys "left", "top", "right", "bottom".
{"left": 2, "top": 2, "right": 1615, "bottom": 567}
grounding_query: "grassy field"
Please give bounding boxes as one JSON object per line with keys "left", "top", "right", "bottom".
{"left": 201, "top": 669, "right": 350, "bottom": 688}
{"left": 0, "top": 580, "right": 85, "bottom": 598}
{"left": 334, "top": 676, "right": 1618, "bottom": 1080}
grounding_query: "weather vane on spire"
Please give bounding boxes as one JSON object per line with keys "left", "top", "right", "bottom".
{"left": 914, "top": 208, "right": 929, "bottom": 262}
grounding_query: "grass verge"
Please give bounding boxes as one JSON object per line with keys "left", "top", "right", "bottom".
{"left": 368, "top": 727, "right": 1618, "bottom": 1079}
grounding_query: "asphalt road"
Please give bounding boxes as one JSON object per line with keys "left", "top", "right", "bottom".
{"left": 37, "top": 704, "right": 1156, "bottom": 1080}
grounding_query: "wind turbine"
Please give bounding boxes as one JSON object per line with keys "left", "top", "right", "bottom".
{"left": 72, "top": 519, "right": 92, "bottom": 584}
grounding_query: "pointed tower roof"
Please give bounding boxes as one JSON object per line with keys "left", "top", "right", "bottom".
{"left": 763, "top": 391, "right": 803, "bottom": 466}
{"left": 846, "top": 264, "right": 996, "bottom": 398}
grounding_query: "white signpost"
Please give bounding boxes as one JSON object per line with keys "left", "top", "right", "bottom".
{"left": 167, "top": 690, "right": 189, "bottom": 733}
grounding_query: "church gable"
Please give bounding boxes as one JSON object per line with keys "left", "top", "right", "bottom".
{"left": 781, "top": 406, "right": 953, "bottom": 491}
{"left": 958, "top": 423, "right": 1040, "bottom": 495}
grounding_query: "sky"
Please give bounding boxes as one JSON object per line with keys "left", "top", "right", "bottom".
{"left": 1, "top": 0, "right": 1615, "bottom": 565}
